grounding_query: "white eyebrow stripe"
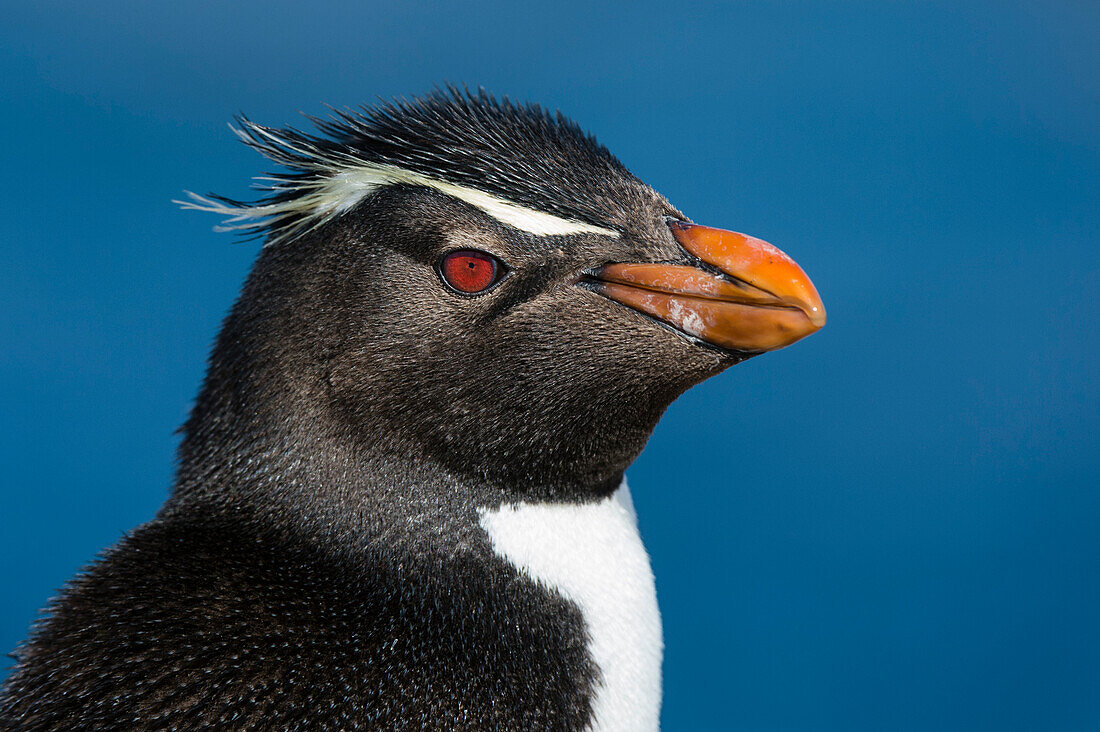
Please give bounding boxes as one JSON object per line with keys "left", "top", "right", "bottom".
{"left": 177, "top": 162, "right": 620, "bottom": 244}
{"left": 423, "top": 175, "right": 620, "bottom": 237}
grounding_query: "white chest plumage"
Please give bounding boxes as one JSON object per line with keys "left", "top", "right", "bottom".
{"left": 478, "top": 481, "right": 663, "bottom": 731}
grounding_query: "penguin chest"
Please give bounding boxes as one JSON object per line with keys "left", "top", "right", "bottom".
{"left": 479, "top": 481, "right": 663, "bottom": 731}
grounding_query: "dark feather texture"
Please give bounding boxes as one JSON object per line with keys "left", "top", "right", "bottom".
{"left": 186, "top": 87, "right": 651, "bottom": 245}
{"left": 1, "top": 89, "right": 736, "bottom": 730}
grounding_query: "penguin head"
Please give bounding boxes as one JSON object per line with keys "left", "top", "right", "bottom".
{"left": 181, "top": 89, "right": 824, "bottom": 501}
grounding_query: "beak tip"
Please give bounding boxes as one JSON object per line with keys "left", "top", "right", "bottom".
{"left": 808, "top": 304, "right": 826, "bottom": 329}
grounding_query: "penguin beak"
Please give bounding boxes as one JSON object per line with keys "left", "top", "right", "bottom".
{"left": 586, "top": 221, "right": 826, "bottom": 353}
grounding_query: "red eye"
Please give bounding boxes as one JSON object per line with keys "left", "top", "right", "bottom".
{"left": 439, "top": 250, "right": 503, "bottom": 294}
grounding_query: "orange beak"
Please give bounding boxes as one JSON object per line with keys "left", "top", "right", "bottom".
{"left": 588, "top": 221, "right": 825, "bottom": 353}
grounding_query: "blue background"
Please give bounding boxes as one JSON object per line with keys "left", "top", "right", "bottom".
{"left": 2, "top": 1, "right": 1097, "bottom": 728}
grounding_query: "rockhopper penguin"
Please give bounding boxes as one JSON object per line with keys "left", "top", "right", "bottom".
{"left": 0, "top": 89, "right": 825, "bottom": 730}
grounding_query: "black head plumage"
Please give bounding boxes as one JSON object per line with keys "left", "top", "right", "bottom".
{"left": 182, "top": 87, "right": 651, "bottom": 245}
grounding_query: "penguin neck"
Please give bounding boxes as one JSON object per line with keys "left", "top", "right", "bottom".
{"left": 169, "top": 385, "right": 625, "bottom": 556}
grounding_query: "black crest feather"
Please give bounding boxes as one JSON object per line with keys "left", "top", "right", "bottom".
{"left": 179, "top": 87, "right": 640, "bottom": 244}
